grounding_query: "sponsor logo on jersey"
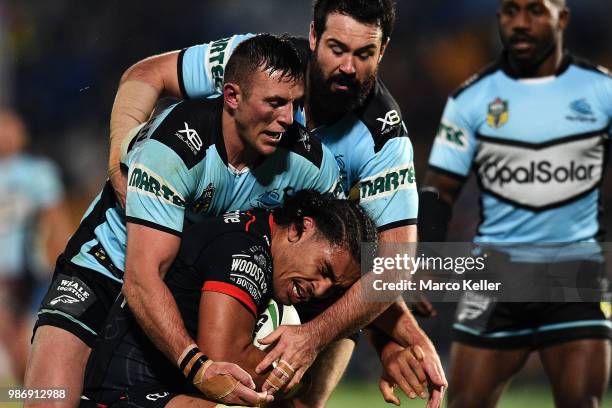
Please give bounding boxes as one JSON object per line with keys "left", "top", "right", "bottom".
{"left": 128, "top": 165, "right": 186, "bottom": 208}
{"left": 146, "top": 392, "right": 170, "bottom": 402}
{"left": 486, "top": 98, "right": 508, "bottom": 129}
{"left": 43, "top": 274, "right": 96, "bottom": 317}
{"left": 359, "top": 164, "right": 416, "bottom": 202}
{"left": 192, "top": 183, "right": 215, "bottom": 214}
{"left": 435, "top": 120, "right": 469, "bottom": 151}
{"left": 230, "top": 253, "right": 269, "bottom": 300}
{"left": 49, "top": 294, "right": 80, "bottom": 306}
{"left": 456, "top": 292, "right": 493, "bottom": 322}
{"left": 376, "top": 110, "right": 402, "bottom": 134}
{"left": 566, "top": 99, "right": 596, "bottom": 123}
{"left": 475, "top": 134, "right": 605, "bottom": 209}
{"left": 175, "top": 122, "right": 203, "bottom": 154}
{"left": 482, "top": 161, "right": 596, "bottom": 187}
{"left": 207, "top": 37, "right": 231, "bottom": 92}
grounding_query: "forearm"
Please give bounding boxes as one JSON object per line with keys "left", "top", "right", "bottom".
{"left": 109, "top": 79, "right": 160, "bottom": 176}
{"left": 372, "top": 300, "right": 427, "bottom": 347}
{"left": 123, "top": 271, "right": 194, "bottom": 365}
{"left": 304, "top": 276, "right": 394, "bottom": 350}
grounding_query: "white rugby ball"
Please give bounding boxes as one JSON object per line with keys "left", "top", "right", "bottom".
{"left": 253, "top": 299, "right": 301, "bottom": 350}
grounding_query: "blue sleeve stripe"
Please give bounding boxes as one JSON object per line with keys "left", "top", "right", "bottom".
{"left": 377, "top": 218, "right": 417, "bottom": 232}
{"left": 125, "top": 216, "right": 182, "bottom": 237}
{"left": 428, "top": 165, "right": 469, "bottom": 181}
{"left": 177, "top": 48, "right": 188, "bottom": 99}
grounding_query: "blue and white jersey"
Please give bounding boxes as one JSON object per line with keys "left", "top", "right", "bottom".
{"left": 65, "top": 97, "right": 341, "bottom": 282}
{"left": 179, "top": 34, "right": 417, "bottom": 230}
{"left": 429, "top": 55, "right": 612, "bottom": 246}
{"left": 0, "top": 155, "right": 63, "bottom": 277}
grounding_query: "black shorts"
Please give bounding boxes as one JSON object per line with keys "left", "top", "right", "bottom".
{"left": 453, "top": 295, "right": 612, "bottom": 349}
{"left": 80, "top": 384, "right": 179, "bottom": 408}
{"left": 33, "top": 256, "right": 122, "bottom": 347}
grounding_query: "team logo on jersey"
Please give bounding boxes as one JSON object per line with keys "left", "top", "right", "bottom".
{"left": 486, "top": 98, "right": 508, "bottom": 129}
{"left": 175, "top": 122, "right": 203, "bottom": 155}
{"left": 435, "top": 120, "right": 469, "bottom": 151}
{"left": 376, "top": 110, "right": 402, "bottom": 134}
{"left": 358, "top": 164, "right": 416, "bottom": 203}
{"left": 567, "top": 99, "right": 596, "bottom": 123}
{"left": 250, "top": 188, "right": 283, "bottom": 209}
{"left": 192, "top": 183, "right": 215, "bottom": 214}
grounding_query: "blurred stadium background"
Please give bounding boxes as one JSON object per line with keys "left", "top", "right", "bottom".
{"left": 1, "top": 0, "right": 611, "bottom": 406}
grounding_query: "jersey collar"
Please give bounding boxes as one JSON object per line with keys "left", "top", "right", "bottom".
{"left": 213, "top": 97, "right": 229, "bottom": 165}
{"left": 499, "top": 51, "right": 573, "bottom": 79}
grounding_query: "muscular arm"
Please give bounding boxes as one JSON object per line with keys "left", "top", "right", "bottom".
{"left": 122, "top": 222, "right": 193, "bottom": 363}
{"left": 198, "top": 292, "right": 268, "bottom": 388}
{"left": 109, "top": 52, "right": 181, "bottom": 203}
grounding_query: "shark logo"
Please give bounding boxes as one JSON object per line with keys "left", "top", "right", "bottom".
{"left": 251, "top": 189, "right": 282, "bottom": 209}
{"left": 49, "top": 295, "right": 80, "bottom": 306}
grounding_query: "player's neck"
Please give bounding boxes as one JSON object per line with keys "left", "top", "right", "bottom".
{"left": 506, "top": 42, "right": 564, "bottom": 78}
{"left": 221, "top": 111, "right": 261, "bottom": 171}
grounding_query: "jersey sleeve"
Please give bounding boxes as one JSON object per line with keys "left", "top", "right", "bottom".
{"left": 428, "top": 97, "right": 478, "bottom": 178}
{"left": 125, "top": 107, "right": 201, "bottom": 236}
{"left": 357, "top": 136, "right": 418, "bottom": 230}
{"left": 179, "top": 34, "right": 254, "bottom": 99}
{"left": 31, "top": 160, "right": 64, "bottom": 209}
{"left": 600, "top": 71, "right": 612, "bottom": 118}
{"left": 200, "top": 234, "right": 272, "bottom": 317}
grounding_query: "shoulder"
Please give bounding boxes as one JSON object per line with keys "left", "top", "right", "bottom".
{"left": 145, "top": 98, "right": 223, "bottom": 169}
{"left": 451, "top": 60, "right": 501, "bottom": 100}
{"left": 278, "top": 123, "right": 324, "bottom": 168}
{"left": 353, "top": 78, "right": 408, "bottom": 153}
{"left": 571, "top": 56, "right": 612, "bottom": 79}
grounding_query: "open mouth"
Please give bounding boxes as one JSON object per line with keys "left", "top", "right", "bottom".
{"left": 291, "top": 280, "right": 308, "bottom": 303}
{"left": 263, "top": 130, "right": 284, "bottom": 141}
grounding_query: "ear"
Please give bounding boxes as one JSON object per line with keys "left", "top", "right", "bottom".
{"left": 287, "top": 216, "right": 315, "bottom": 243}
{"left": 558, "top": 7, "right": 570, "bottom": 30}
{"left": 309, "top": 22, "right": 317, "bottom": 52}
{"left": 223, "top": 83, "right": 241, "bottom": 110}
{"left": 378, "top": 37, "right": 390, "bottom": 63}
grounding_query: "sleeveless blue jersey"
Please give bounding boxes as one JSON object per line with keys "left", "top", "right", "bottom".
{"left": 428, "top": 55, "right": 612, "bottom": 249}
{"left": 0, "top": 155, "right": 64, "bottom": 277}
{"left": 179, "top": 34, "right": 417, "bottom": 230}
{"left": 66, "top": 97, "right": 341, "bottom": 282}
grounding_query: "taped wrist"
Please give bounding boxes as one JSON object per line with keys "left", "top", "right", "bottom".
{"left": 418, "top": 188, "right": 452, "bottom": 242}
{"left": 177, "top": 344, "right": 239, "bottom": 400}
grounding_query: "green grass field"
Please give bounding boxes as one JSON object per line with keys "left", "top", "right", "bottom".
{"left": 328, "top": 381, "right": 612, "bottom": 408}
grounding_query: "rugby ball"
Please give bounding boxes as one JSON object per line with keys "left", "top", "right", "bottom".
{"left": 253, "top": 299, "right": 301, "bottom": 350}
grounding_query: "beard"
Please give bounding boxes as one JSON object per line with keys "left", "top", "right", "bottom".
{"left": 308, "top": 57, "right": 376, "bottom": 124}
{"left": 500, "top": 27, "right": 558, "bottom": 75}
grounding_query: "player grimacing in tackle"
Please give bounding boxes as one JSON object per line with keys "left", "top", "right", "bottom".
{"left": 81, "top": 191, "right": 380, "bottom": 408}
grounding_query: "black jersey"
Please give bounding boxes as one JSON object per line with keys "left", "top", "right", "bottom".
{"left": 82, "top": 210, "right": 273, "bottom": 405}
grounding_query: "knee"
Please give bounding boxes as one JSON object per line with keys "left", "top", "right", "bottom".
{"left": 554, "top": 394, "right": 602, "bottom": 408}
{"left": 448, "top": 388, "right": 498, "bottom": 408}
